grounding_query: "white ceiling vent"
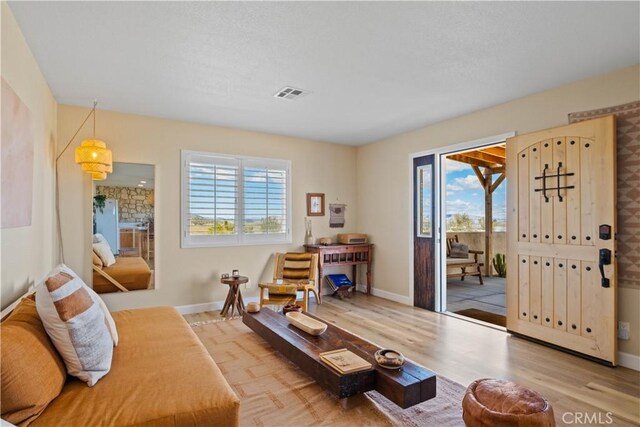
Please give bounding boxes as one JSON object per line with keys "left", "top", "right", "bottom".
{"left": 273, "top": 86, "right": 309, "bottom": 100}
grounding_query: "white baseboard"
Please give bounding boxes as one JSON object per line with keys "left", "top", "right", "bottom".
{"left": 355, "top": 284, "right": 412, "bottom": 306}
{"left": 175, "top": 296, "right": 259, "bottom": 315}
{"left": 618, "top": 351, "right": 640, "bottom": 371}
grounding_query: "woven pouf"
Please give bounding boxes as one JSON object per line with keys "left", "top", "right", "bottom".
{"left": 462, "top": 379, "right": 555, "bottom": 427}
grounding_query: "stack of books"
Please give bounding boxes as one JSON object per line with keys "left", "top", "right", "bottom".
{"left": 319, "top": 348, "right": 372, "bottom": 374}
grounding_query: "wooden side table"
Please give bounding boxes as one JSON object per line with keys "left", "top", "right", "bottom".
{"left": 221, "top": 276, "right": 248, "bottom": 317}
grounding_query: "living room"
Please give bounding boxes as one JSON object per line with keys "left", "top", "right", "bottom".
{"left": 1, "top": 2, "right": 639, "bottom": 426}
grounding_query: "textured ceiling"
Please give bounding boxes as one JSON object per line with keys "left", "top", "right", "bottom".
{"left": 9, "top": 2, "right": 640, "bottom": 145}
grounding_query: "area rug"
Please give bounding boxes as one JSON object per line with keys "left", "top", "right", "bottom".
{"left": 455, "top": 308, "right": 506, "bottom": 327}
{"left": 191, "top": 318, "right": 466, "bottom": 427}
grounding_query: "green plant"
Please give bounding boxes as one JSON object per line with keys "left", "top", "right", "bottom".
{"left": 93, "top": 195, "right": 107, "bottom": 214}
{"left": 492, "top": 253, "right": 507, "bottom": 278}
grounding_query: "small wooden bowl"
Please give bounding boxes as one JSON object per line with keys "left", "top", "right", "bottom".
{"left": 246, "top": 302, "right": 260, "bottom": 313}
{"left": 285, "top": 312, "right": 328, "bottom": 335}
{"left": 374, "top": 349, "right": 405, "bottom": 369}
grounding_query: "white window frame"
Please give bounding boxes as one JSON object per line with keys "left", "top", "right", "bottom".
{"left": 181, "top": 150, "right": 292, "bottom": 248}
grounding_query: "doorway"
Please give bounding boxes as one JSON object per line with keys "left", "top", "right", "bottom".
{"left": 441, "top": 144, "right": 507, "bottom": 327}
{"left": 411, "top": 133, "right": 513, "bottom": 322}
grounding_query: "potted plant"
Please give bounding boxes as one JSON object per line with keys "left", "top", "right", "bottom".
{"left": 93, "top": 195, "right": 106, "bottom": 234}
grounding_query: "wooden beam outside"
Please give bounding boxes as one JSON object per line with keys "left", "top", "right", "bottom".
{"left": 480, "top": 146, "right": 506, "bottom": 159}
{"left": 485, "top": 173, "right": 493, "bottom": 277}
{"left": 490, "top": 173, "right": 506, "bottom": 194}
{"left": 459, "top": 150, "right": 506, "bottom": 167}
{"left": 448, "top": 154, "right": 496, "bottom": 170}
{"left": 471, "top": 165, "right": 487, "bottom": 188}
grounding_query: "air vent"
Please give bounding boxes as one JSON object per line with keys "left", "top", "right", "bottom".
{"left": 273, "top": 86, "right": 309, "bottom": 100}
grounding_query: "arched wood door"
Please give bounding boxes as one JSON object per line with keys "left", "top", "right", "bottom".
{"left": 506, "top": 116, "right": 617, "bottom": 364}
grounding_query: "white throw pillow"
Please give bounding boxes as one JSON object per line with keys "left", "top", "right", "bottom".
{"left": 93, "top": 240, "right": 116, "bottom": 267}
{"left": 35, "top": 264, "right": 118, "bottom": 386}
{"left": 93, "top": 233, "right": 106, "bottom": 243}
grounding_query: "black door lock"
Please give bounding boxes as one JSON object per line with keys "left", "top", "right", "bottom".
{"left": 599, "top": 224, "right": 612, "bottom": 240}
{"left": 599, "top": 248, "right": 611, "bottom": 288}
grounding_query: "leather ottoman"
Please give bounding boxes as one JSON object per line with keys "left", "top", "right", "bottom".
{"left": 462, "top": 378, "right": 555, "bottom": 427}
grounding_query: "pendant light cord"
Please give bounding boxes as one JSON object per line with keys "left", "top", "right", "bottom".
{"left": 55, "top": 100, "right": 97, "bottom": 162}
{"left": 55, "top": 100, "right": 98, "bottom": 263}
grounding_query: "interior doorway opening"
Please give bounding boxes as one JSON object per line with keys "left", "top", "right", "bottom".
{"left": 440, "top": 143, "right": 508, "bottom": 328}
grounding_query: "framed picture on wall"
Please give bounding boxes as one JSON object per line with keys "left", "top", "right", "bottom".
{"left": 306, "top": 193, "right": 325, "bottom": 216}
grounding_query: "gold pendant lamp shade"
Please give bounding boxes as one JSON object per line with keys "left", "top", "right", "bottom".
{"left": 74, "top": 138, "right": 113, "bottom": 181}
{"left": 57, "top": 101, "right": 113, "bottom": 181}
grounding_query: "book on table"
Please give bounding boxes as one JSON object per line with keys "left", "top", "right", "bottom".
{"left": 319, "top": 348, "right": 372, "bottom": 374}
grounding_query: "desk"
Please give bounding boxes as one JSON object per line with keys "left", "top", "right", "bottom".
{"left": 221, "top": 276, "right": 248, "bottom": 317}
{"left": 304, "top": 243, "right": 373, "bottom": 299}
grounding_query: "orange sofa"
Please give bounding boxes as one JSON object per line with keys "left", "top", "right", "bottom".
{"left": 2, "top": 301, "right": 240, "bottom": 426}
{"left": 93, "top": 255, "right": 152, "bottom": 293}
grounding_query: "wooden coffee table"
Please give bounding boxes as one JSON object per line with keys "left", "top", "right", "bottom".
{"left": 242, "top": 308, "right": 436, "bottom": 408}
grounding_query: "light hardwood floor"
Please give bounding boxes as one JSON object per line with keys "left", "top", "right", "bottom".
{"left": 185, "top": 293, "right": 640, "bottom": 426}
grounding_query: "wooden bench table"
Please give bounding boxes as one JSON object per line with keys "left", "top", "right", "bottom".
{"left": 242, "top": 307, "right": 436, "bottom": 408}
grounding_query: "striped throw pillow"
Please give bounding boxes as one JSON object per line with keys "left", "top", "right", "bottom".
{"left": 36, "top": 265, "right": 115, "bottom": 386}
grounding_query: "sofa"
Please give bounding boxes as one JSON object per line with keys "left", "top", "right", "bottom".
{"left": 92, "top": 254, "right": 152, "bottom": 293}
{"left": 1, "top": 298, "right": 240, "bottom": 426}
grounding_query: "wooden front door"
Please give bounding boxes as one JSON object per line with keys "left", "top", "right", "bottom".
{"left": 506, "top": 116, "right": 617, "bottom": 364}
{"left": 414, "top": 155, "right": 436, "bottom": 310}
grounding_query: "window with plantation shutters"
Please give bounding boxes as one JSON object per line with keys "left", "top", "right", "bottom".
{"left": 181, "top": 151, "right": 291, "bottom": 247}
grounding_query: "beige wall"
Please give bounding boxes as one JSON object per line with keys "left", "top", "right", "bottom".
{"left": 57, "top": 106, "right": 358, "bottom": 311}
{"left": 357, "top": 64, "right": 640, "bottom": 357}
{"left": 0, "top": 3, "right": 57, "bottom": 309}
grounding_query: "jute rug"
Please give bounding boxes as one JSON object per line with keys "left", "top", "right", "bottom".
{"left": 191, "top": 318, "right": 466, "bottom": 427}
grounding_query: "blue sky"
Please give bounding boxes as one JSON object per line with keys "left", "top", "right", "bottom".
{"left": 445, "top": 158, "right": 506, "bottom": 221}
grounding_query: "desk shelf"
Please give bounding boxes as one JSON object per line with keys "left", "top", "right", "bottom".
{"left": 304, "top": 244, "right": 373, "bottom": 299}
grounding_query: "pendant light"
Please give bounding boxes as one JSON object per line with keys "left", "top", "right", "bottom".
{"left": 73, "top": 102, "right": 112, "bottom": 180}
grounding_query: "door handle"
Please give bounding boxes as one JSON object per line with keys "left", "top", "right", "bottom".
{"left": 599, "top": 249, "right": 611, "bottom": 288}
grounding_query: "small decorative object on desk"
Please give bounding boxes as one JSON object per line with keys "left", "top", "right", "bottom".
{"left": 304, "top": 218, "right": 314, "bottom": 245}
{"left": 374, "top": 349, "right": 405, "bottom": 369}
{"left": 285, "top": 312, "right": 327, "bottom": 336}
{"left": 318, "top": 237, "right": 332, "bottom": 245}
{"left": 232, "top": 269, "right": 239, "bottom": 277}
{"left": 320, "top": 348, "right": 372, "bottom": 374}
{"left": 283, "top": 304, "right": 303, "bottom": 315}
{"left": 246, "top": 302, "right": 260, "bottom": 313}
{"left": 221, "top": 273, "right": 230, "bottom": 279}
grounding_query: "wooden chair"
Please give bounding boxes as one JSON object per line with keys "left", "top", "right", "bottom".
{"left": 259, "top": 252, "right": 320, "bottom": 312}
{"left": 446, "top": 235, "right": 484, "bottom": 284}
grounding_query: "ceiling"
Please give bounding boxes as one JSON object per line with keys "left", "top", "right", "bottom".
{"left": 9, "top": 2, "right": 639, "bottom": 145}
{"left": 98, "top": 163, "right": 155, "bottom": 189}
